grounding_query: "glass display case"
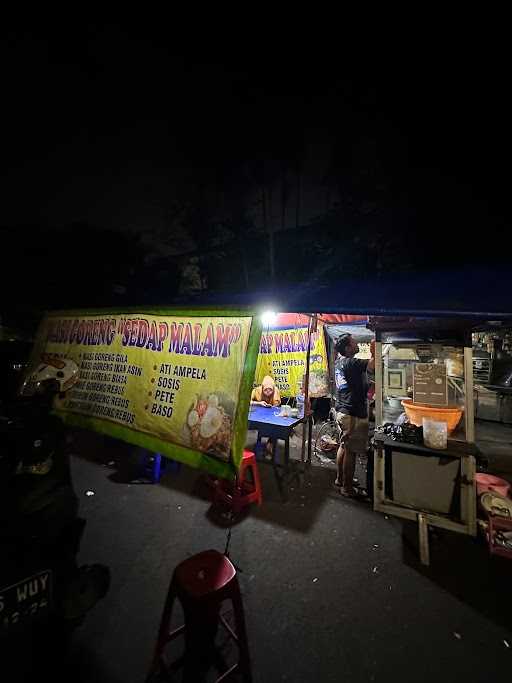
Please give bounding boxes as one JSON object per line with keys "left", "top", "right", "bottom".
{"left": 368, "top": 317, "right": 477, "bottom": 565}
{"left": 380, "top": 341, "right": 468, "bottom": 441}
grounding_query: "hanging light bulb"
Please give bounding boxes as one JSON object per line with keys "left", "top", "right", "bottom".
{"left": 260, "top": 311, "right": 278, "bottom": 327}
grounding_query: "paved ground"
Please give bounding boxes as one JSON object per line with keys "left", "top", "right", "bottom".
{"left": 66, "top": 422, "right": 512, "bottom": 682}
{"left": 476, "top": 420, "right": 512, "bottom": 482}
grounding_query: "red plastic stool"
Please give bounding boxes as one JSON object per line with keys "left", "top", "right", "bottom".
{"left": 214, "top": 450, "right": 263, "bottom": 514}
{"left": 147, "top": 549, "right": 252, "bottom": 682}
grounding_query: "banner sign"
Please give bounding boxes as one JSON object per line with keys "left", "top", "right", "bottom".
{"left": 31, "top": 310, "right": 261, "bottom": 477}
{"left": 255, "top": 325, "right": 329, "bottom": 398}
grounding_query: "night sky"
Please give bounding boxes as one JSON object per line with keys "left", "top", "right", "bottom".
{"left": 1, "top": 25, "right": 511, "bottom": 323}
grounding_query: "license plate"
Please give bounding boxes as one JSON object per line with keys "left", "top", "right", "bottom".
{"left": 0, "top": 570, "right": 52, "bottom": 635}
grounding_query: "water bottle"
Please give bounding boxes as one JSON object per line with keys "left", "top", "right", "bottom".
{"left": 296, "top": 393, "right": 305, "bottom": 415}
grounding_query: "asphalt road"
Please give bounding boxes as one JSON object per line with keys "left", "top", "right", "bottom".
{"left": 67, "top": 429, "right": 512, "bottom": 682}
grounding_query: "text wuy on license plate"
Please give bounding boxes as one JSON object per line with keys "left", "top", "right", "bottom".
{"left": 0, "top": 571, "right": 52, "bottom": 634}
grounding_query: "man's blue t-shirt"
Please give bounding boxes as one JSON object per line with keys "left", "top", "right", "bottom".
{"left": 335, "top": 356, "right": 369, "bottom": 418}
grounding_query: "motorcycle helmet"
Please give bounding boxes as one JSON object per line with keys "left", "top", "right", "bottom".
{"left": 19, "top": 354, "right": 79, "bottom": 397}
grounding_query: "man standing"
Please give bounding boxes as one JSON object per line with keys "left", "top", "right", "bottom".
{"left": 334, "top": 334, "right": 375, "bottom": 497}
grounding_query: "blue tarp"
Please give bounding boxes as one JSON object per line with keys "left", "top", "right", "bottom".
{"left": 175, "top": 267, "right": 512, "bottom": 321}
{"left": 324, "top": 324, "right": 373, "bottom": 342}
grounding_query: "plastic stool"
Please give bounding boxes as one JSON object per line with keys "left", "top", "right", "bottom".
{"left": 214, "top": 450, "right": 262, "bottom": 514}
{"left": 147, "top": 549, "right": 252, "bottom": 682}
{"left": 139, "top": 451, "right": 166, "bottom": 483}
{"left": 139, "top": 452, "right": 181, "bottom": 483}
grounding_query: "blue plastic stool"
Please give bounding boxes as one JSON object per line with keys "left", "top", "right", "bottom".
{"left": 139, "top": 450, "right": 182, "bottom": 483}
{"left": 139, "top": 451, "right": 163, "bottom": 483}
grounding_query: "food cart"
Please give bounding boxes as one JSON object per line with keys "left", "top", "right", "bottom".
{"left": 369, "top": 316, "right": 478, "bottom": 565}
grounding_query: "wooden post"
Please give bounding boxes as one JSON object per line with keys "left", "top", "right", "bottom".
{"left": 460, "top": 453, "right": 477, "bottom": 536}
{"left": 418, "top": 513, "right": 430, "bottom": 566}
{"left": 375, "top": 338, "right": 384, "bottom": 428}
{"left": 373, "top": 441, "right": 385, "bottom": 511}
{"left": 300, "top": 314, "right": 315, "bottom": 464}
{"left": 464, "top": 345, "right": 475, "bottom": 443}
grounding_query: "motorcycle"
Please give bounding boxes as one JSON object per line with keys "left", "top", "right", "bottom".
{"left": 0, "top": 356, "right": 109, "bottom": 680}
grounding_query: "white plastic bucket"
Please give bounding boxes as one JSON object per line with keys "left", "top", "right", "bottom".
{"left": 422, "top": 418, "right": 448, "bottom": 449}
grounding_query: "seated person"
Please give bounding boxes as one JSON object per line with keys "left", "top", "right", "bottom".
{"left": 250, "top": 376, "right": 281, "bottom": 456}
{"left": 250, "top": 375, "right": 281, "bottom": 407}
